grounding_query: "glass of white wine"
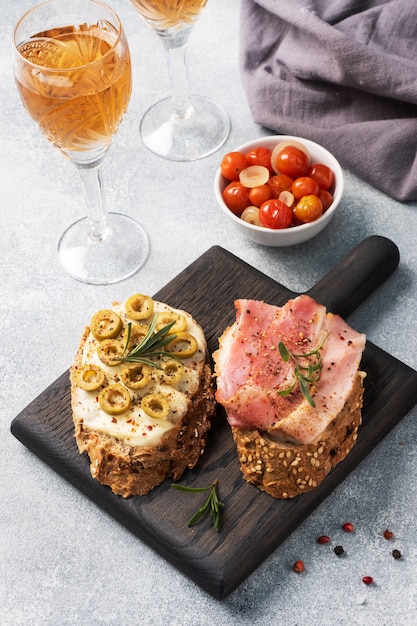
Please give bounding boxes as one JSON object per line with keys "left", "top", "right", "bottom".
{"left": 130, "top": 0, "right": 230, "bottom": 161}
{"left": 13, "top": 0, "right": 150, "bottom": 284}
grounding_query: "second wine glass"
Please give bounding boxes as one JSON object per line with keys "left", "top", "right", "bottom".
{"left": 130, "top": 0, "right": 230, "bottom": 161}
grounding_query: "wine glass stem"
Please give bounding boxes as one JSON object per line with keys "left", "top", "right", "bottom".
{"left": 162, "top": 30, "right": 194, "bottom": 120}
{"left": 77, "top": 162, "right": 111, "bottom": 242}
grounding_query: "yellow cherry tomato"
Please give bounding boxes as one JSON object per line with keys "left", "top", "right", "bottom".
{"left": 294, "top": 195, "right": 323, "bottom": 223}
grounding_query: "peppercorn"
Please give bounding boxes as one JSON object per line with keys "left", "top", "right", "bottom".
{"left": 342, "top": 522, "right": 354, "bottom": 533}
{"left": 362, "top": 576, "right": 374, "bottom": 585}
{"left": 334, "top": 545, "right": 345, "bottom": 556}
{"left": 317, "top": 535, "right": 331, "bottom": 544}
{"left": 392, "top": 549, "right": 402, "bottom": 560}
{"left": 383, "top": 529, "right": 394, "bottom": 540}
{"left": 293, "top": 560, "right": 305, "bottom": 573}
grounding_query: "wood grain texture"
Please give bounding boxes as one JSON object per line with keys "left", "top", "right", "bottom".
{"left": 10, "top": 236, "right": 417, "bottom": 600}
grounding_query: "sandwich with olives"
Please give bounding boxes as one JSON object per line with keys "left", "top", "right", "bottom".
{"left": 70, "top": 294, "right": 216, "bottom": 497}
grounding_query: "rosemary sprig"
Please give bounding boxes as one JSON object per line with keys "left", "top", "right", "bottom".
{"left": 277, "top": 332, "right": 329, "bottom": 407}
{"left": 170, "top": 480, "right": 224, "bottom": 532}
{"left": 120, "top": 315, "right": 178, "bottom": 370}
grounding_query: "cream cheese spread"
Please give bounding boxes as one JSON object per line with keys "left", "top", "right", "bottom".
{"left": 72, "top": 298, "right": 207, "bottom": 447}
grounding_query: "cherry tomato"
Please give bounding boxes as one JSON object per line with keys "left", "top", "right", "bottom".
{"left": 246, "top": 147, "right": 273, "bottom": 173}
{"left": 307, "top": 163, "right": 334, "bottom": 190}
{"left": 220, "top": 151, "right": 248, "bottom": 181}
{"left": 248, "top": 183, "right": 273, "bottom": 207}
{"left": 318, "top": 189, "right": 333, "bottom": 212}
{"left": 259, "top": 199, "right": 293, "bottom": 229}
{"left": 291, "top": 176, "right": 320, "bottom": 200}
{"left": 222, "top": 181, "right": 250, "bottom": 215}
{"left": 271, "top": 146, "right": 310, "bottom": 178}
{"left": 268, "top": 174, "right": 293, "bottom": 198}
{"left": 294, "top": 195, "right": 323, "bottom": 223}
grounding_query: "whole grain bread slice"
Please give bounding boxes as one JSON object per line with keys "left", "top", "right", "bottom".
{"left": 230, "top": 371, "right": 365, "bottom": 499}
{"left": 70, "top": 297, "right": 216, "bottom": 498}
{"left": 72, "top": 359, "right": 215, "bottom": 497}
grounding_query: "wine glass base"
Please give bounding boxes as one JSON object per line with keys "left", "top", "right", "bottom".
{"left": 58, "top": 212, "right": 150, "bottom": 285}
{"left": 140, "top": 94, "right": 230, "bottom": 161}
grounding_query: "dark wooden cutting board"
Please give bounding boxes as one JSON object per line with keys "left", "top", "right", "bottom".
{"left": 11, "top": 236, "right": 417, "bottom": 600}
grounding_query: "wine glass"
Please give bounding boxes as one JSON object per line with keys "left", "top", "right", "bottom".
{"left": 130, "top": 0, "right": 230, "bottom": 161}
{"left": 13, "top": 0, "right": 149, "bottom": 285}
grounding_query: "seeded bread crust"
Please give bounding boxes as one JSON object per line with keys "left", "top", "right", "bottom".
{"left": 230, "top": 372, "right": 365, "bottom": 499}
{"left": 71, "top": 327, "right": 216, "bottom": 498}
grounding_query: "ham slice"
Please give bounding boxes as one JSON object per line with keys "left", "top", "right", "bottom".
{"left": 215, "top": 295, "right": 366, "bottom": 445}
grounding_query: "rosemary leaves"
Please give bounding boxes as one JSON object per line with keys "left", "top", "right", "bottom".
{"left": 171, "top": 480, "right": 224, "bottom": 532}
{"left": 277, "top": 332, "right": 329, "bottom": 407}
{"left": 120, "top": 315, "right": 178, "bottom": 369}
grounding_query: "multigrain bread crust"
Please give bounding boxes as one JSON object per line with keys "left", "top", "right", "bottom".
{"left": 230, "top": 371, "right": 365, "bottom": 499}
{"left": 71, "top": 324, "right": 216, "bottom": 498}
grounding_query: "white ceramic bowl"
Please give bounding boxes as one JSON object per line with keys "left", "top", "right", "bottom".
{"left": 214, "top": 135, "right": 344, "bottom": 247}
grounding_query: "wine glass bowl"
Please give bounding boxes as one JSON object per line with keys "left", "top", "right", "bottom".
{"left": 132, "top": 0, "right": 208, "bottom": 30}
{"left": 14, "top": 22, "right": 130, "bottom": 163}
{"left": 130, "top": 0, "right": 230, "bottom": 161}
{"left": 13, "top": 0, "right": 149, "bottom": 284}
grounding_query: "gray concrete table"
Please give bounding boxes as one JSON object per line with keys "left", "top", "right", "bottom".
{"left": 1, "top": 1, "right": 416, "bottom": 624}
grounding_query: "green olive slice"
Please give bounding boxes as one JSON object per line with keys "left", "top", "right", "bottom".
{"left": 74, "top": 364, "right": 105, "bottom": 391}
{"left": 125, "top": 294, "right": 154, "bottom": 320}
{"left": 167, "top": 332, "right": 198, "bottom": 359}
{"left": 99, "top": 384, "right": 131, "bottom": 415}
{"left": 156, "top": 311, "right": 187, "bottom": 334}
{"left": 96, "top": 339, "right": 125, "bottom": 366}
{"left": 90, "top": 309, "right": 122, "bottom": 341}
{"left": 141, "top": 393, "right": 170, "bottom": 419}
{"left": 126, "top": 323, "right": 149, "bottom": 350}
{"left": 159, "top": 358, "right": 185, "bottom": 384}
{"left": 121, "top": 363, "right": 152, "bottom": 389}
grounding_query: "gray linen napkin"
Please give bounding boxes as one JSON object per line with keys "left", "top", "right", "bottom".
{"left": 240, "top": 0, "right": 417, "bottom": 201}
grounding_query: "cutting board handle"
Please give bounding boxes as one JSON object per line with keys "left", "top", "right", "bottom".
{"left": 306, "top": 235, "right": 400, "bottom": 318}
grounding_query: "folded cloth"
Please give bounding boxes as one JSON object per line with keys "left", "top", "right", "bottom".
{"left": 239, "top": 0, "right": 417, "bottom": 201}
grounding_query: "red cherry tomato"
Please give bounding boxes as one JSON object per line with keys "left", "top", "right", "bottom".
{"left": 294, "top": 195, "right": 323, "bottom": 223}
{"left": 246, "top": 147, "right": 273, "bottom": 173}
{"left": 259, "top": 199, "right": 293, "bottom": 229}
{"left": 222, "top": 181, "right": 251, "bottom": 215}
{"left": 220, "top": 151, "right": 248, "bottom": 181}
{"left": 248, "top": 184, "right": 273, "bottom": 207}
{"left": 308, "top": 163, "right": 334, "bottom": 190}
{"left": 268, "top": 174, "right": 293, "bottom": 198}
{"left": 318, "top": 189, "right": 333, "bottom": 212}
{"left": 272, "top": 146, "right": 309, "bottom": 178}
{"left": 291, "top": 176, "right": 320, "bottom": 200}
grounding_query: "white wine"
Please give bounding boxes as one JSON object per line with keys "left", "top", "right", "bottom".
{"left": 15, "top": 25, "right": 131, "bottom": 154}
{"left": 131, "top": 0, "right": 207, "bottom": 29}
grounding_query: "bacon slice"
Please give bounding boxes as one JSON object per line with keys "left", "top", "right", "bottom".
{"left": 215, "top": 295, "right": 366, "bottom": 445}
